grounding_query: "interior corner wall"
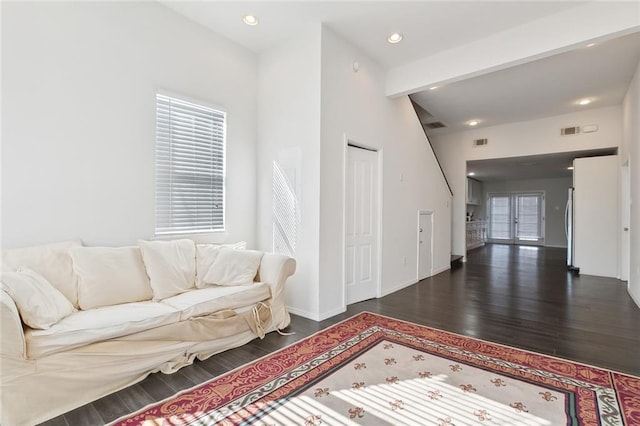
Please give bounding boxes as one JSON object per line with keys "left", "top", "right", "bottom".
{"left": 318, "top": 27, "right": 452, "bottom": 320}
{"left": 256, "top": 26, "right": 323, "bottom": 319}
{"left": 481, "top": 178, "right": 572, "bottom": 248}
{"left": 623, "top": 60, "right": 640, "bottom": 307}
{"left": 430, "top": 106, "right": 623, "bottom": 258}
{"left": 1, "top": 2, "right": 258, "bottom": 248}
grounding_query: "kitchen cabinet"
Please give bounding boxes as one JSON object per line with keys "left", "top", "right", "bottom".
{"left": 466, "top": 220, "right": 487, "bottom": 250}
{"left": 466, "top": 178, "right": 483, "bottom": 205}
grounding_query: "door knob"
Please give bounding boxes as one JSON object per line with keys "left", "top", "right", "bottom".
{"left": 419, "top": 228, "right": 423, "bottom": 232}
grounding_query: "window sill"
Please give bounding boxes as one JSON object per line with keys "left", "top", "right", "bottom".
{"left": 153, "top": 230, "right": 229, "bottom": 244}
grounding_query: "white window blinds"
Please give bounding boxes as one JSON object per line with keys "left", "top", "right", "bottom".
{"left": 155, "top": 93, "right": 225, "bottom": 235}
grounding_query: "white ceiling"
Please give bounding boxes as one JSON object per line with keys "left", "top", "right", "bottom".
{"left": 411, "top": 31, "right": 640, "bottom": 134}
{"left": 162, "top": 1, "right": 584, "bottom": 68}
{"left": 466, "top": 148, "right": 617, "bottom": 182}
{"left": 162, "top": 1, "right": 640, "bottom": 180}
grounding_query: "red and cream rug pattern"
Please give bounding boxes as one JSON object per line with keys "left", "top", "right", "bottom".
{"left": 114, "top": 312, "right": 639, "bottom": 425}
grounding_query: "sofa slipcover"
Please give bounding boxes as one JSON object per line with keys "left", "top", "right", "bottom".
{"left": 0, "top": 242, "right": 295, "bottom": 426}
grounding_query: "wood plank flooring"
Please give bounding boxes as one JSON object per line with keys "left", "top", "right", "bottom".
{"left": 41, "top": 244, "right": 640, "bottom": 425}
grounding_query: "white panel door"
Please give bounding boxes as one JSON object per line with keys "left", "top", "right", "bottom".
{"left": 621, "top": 163, "right": 630, "bottom": 281}
{"left": 345, "top": 146, "right": 378, "bottom": 304}
{"left": 418, "top": 212, "right": 433, "bottom": 280}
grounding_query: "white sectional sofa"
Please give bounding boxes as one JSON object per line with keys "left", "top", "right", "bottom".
{"left": 0, "top": 239, "right": 295, "bottom": 425}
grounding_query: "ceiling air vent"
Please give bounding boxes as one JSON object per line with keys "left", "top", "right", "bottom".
{"left": 561, "top": 126, "right": 581, "bottom": 136}
{"left": 473, "top": 138, "right": 488, "bottom": 147}
{"left": 424, "top": 121, "right": 447, "bottom": 129}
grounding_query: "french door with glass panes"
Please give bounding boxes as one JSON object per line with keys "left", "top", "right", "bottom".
{"left": 488, "top": 192, "right": 544, "bottom": 245}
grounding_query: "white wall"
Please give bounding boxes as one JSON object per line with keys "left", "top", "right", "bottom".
{"left": 481, "top": 178, "right": 572, "bottom": 248}
{"left": 623, "top": 60, "right": 640, "bottom": 306}
{"left": 1, "top": 2, "right": 258, "bottom": 248}
{"left": 256, "top": 27, "right": 323, "bottom": 318}
{"left": 431, "top": 106, "right": 622, "bottom": 257}
{"left": 256, "top": 26, "right": 452, "bottom": 321}
{"left": 319, "top": 27, "right": 452, "bottom": 320}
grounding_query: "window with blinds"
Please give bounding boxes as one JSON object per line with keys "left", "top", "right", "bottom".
{"left": 155, "top": 93, "right": 225, "bottom": 235}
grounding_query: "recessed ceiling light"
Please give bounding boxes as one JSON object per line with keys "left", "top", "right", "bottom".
{"left": 429, "top": 86, "right": 439, "bottom": 90}
{"left": 578, "top": 98, "right": 592, "bottom": 106}
{"left": 242, "top": 15, "right": 259, "bottom": 26}
{"left": 586, "top": 43, "right": 596, "bottom": 47}
{"left": 467, "top": 172, "right": 475, "bottom": 176}
{"left": 467, "top": 120, "right": 479, "bottom": 126}
{"left": 567, "top": 166, "right": 574, "bottom": 170}
{"left": 387, "top": 33, "right": 403, "bottom": 44}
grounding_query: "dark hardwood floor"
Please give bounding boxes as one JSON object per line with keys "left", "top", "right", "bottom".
{"left": 41, "top": 244, "right": 640, "bottom": 425}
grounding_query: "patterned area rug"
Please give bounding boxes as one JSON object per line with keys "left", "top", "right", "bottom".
{"left": 114, "top": 312, "right": 639, "bottom": 425}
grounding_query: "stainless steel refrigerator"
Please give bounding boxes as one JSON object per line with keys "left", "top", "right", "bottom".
{"left": 565, "top": 187, "right": 579, "bottom": 272}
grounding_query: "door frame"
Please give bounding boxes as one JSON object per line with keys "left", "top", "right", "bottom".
{"left": 487, "top": 191, "right": 546, "bottom": 246}
{"left": 417, "top": 210, "right": 434, "bottom": 280}
{"left": 621, "top": 161, "right": 630, "bottom": 281}
{"left": 342, "top": 135, "right": 383, "bottom": 309}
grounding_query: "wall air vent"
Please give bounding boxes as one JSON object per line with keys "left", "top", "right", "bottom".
{"left": 424, "top": 121, "right": 447, "bottom": 129}
{"left": 473, "top": 138, "right": 488, "bottom": 147}
{"left": 561, "top": 126, "right": 581, "bottom": 136}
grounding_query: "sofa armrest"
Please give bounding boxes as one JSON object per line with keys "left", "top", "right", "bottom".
{"left": 1, "top": 289, "right": 27, "bottom": 359}
{"left": 257, "top": 253, "right": 296, "bottom": 329}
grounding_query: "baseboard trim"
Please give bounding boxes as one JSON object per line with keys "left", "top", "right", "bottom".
{"left": 318, "top": 306, "right": 347, "bottom": 321}
{"left": 432, "top": 264, "right": 450, "bottom": 275}
{"left": 628, "top": 286, "right": 640, "bottom": 309}
{"left": 381, "top": 279, "right": 418, "bottom": 297}
{"left": 286, "top": 305, "right": 347, "bottom": 321}
{"left": 286, "top": 306, "right": 320, "bottom": 321}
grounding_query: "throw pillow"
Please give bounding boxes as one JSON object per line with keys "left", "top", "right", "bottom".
{"left": 138, "top": 239, "right": 196, "bottom": 300}
{"left": 70, "top": 246, "right": 153, "bottom": 310}
{"left": 1, "top": 267, "right": 76, "bottom": 329}
{"left": 1, "top": 240, "right": 83, "bottom": 307}
{"left": 195, "top": 241, "right": 247, "bottom": 288}
{"left": 201, "top": 248, "right": 263, "bottom": 286}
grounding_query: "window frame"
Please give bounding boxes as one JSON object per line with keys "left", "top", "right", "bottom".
{"left": 154, "top": 90, "right": 227, "bottom": 237}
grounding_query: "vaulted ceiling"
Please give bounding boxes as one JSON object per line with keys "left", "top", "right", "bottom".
{"left": 162, "top": 1, "right": 640, "bottom": 179}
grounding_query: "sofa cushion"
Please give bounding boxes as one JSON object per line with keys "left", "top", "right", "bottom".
{"left": 195, "top": 244, "right": 222, "bottom": 288}
{"left": 195, "top": 242, "right": 246, "bottom": 288}
{"left": 202, "top": 249, "right": 264, "bottom": 286}
{"left": 25, "top": 301, "right": 180, "bottom": 358}
{"left": 71, "top": 246, "right": 153, "bottom": 310}
{"left": 1, "top": 240, "right": 82, "bottom": 306}
{"left": 1, "top": 268, "right": 76, "bottom": 329}
{"left": 161, "top": 283, "right": 271, "bottom": 321}
{"left": 138, "top": 239, "right": 196, "bottom": 300}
